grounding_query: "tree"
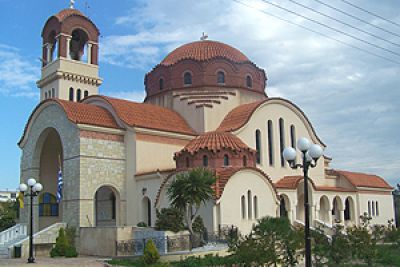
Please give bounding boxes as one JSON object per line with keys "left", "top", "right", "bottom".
{"left": 167, "top": 168, "right": 216, "bottom": 236}
{"left": 143, "top": 239, "right": 160, "bottom": 265}
{"left": 0, "top": 201, "right": 18, "bottom": 232}
{"left": 155, "top": 207, "right": 185, "bottom": 232}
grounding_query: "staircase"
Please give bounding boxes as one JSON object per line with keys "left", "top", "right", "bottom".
{"left": 0, "top": 224, "right": 27, "bottom": 258}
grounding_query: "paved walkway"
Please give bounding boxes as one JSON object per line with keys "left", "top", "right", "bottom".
{"left": 0, "top": 257, "right": 108, "bottom": 266}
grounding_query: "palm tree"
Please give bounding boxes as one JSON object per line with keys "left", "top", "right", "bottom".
{"left": 167, "top": 167, "right": 216, "bottom": 236}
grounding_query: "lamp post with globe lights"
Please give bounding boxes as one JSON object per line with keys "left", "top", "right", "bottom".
{"left": 19, "top": 178, "right": 43, "bottom": 264}
{"left": 282, "top": 137, "right": 323, "bottom": 267}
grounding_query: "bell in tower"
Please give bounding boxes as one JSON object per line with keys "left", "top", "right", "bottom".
{"left": 37, "top": 5, "right": 102, "bottom": 102}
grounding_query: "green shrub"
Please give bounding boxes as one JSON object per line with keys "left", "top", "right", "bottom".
{"left": 155, "top": 207, "right": 185, "bottom": 232}
{"left": 192, "top": 216, "right": 206, "bottom": 234}
{"left": 137, "top": 222, "right": 147, "bottom": 227}
{"left": 65, "top": 246, "right": 78, "bottom": 258}
{"left": 65, "top": 226, "right": 76, "bottom": 247}
{"left": 50, "top": 228, "right": 68, "bottom": 257}
{"left": 143, "top": 239, "right": 160, "bottom": 265}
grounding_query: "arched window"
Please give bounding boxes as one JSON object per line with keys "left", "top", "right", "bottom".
{"left": 70, "top": 29, "right": 89, "bottom": 61}
{"left": 45, "top": 92, "right": 48, "bottom": 99}
{"left": 255, "top": 130, "right": 261, "bottom": 164}
{"left": 203, "top": 155, "right": 209, "bottom": 167}
{"left": 69, "top": 87, "right": 74, "bottom": 101}
{"left": 372, "top": 201, "right": 375, "bottom": 216}
{"left": 77, "top": 89, "right": 82, "bottom": 101}
{"left": 159, "top": 78, "right": 164, "bottom": 90}
{"left": 243, "top": 156, "right": 247, "bottom": 167}
{"left": 39, "top": 193, "right": 58, "bottom": 217}
{"left": 254, "top": 196, "right": 258, "bottom": 219}
{"left": 184, "top": 72, "right": 192, "bottom": 85}
{"left": 267, "top": 120, "right": 274, "bottom": 166}
{"left": 279, "top": 118, "right": 285, "bottom": 167}
{"left": 84, "top": 90, "right": 89, "bottom": 98}
{"left": 186, "top": 157, "right": 190, "bottom": 168}
{"left": 51, "top": 88, "right": 55, "bottom": 98}
{"left": 223, "top": 154, "right": 229, "bottom": 166}
{"left": 241, "top": 195, "right": 246, "bottom": 219}
{"left": 248, "top": 190, "right": 252, "bottom": 219}
{"left": 246, "top": 75, "right": 252, "bottom": 88}
{"left": 376, "top": 202, "right": 379, "bottom": 216}
{"left": 368, "top": 201, "right": 371, "bottom": 216}
{"left": 217, "top": 71, "right": 225, "bottom": 84}
{"left": 344, "top": 198, "right": 350, "bottom": 221}
{"left": 290, "top": 125, "right": 296, "bottom": 148}
{"left": 111, "top": 193, "right": 116, "bottom": 220}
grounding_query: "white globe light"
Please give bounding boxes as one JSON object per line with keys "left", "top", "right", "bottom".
{"left": 283, "top": 147, "right": 297, "bottom": 162}
{"left": 34, "top": 183, "right": 43, "bottom": 192}
{"left": 297, "top": 137, "right": 311, "bottom": 152}
{"left": 304, "top": 151, "right": 313, "bottom": 162}
{"left": 27, "top": 178, "right": 36, "bottom": 187}
{"left": 19, "top": 183, "right": 28, "bottom": 192}
{"left": 309, "top": 144, "right": 323, "bottom": 160}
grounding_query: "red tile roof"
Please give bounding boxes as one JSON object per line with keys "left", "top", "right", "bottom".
{"left": 54, "top": 8, "right": 84, "bottom": 21}
{"left": 161, "top": 40, "right": 250, "bottom": 66}
{"left": 87, "top": 96, "right": 196, "bottom": 135}
{"left": 333, "top": 170, "right": 393, "bottom": 189}
{"left": 175, "top": 131, "right": 254, "bottom": 156}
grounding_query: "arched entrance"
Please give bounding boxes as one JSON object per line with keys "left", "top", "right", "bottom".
{"left": 344, "top": 197, "right": 355, "bottom": 225}
{"left": 95, "top": 186, "right": 119, "bottom": 226}
{"left": 332, "top": 196, "right": 343, "bottom": 224}
{"left": 35, "top": 128, "right": 63, "bottom": 230}
{"left": 142, "top": 197, "right": 152, "bottom": 227}
{"left": 319, "top": 196, "right": 330, "bottom": 223}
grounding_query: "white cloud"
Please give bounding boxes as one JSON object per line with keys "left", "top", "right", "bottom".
{"left": 101, "top": 0, "right": 400, "bottom": 185}
{"left": 105, "top": 91, "right": 146, "bottom": 102}
{"left": 0, "top": 44, "right": 39, "bottom": 98}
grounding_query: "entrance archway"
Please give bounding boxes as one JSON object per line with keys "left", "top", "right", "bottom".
{"left": 95, "top": 186, "right": 119, "bottom": 226}
{"left": 35, "top": 128, "right": 63, "bottom": 230}
{"left": 319, "top": 196, "right": 330, "bottom": 223}
{"left": 344, "top": 197, "right": 355, "bottom": 224}
{"left": 332, "top": 196, "right": 343, "bottom": 223}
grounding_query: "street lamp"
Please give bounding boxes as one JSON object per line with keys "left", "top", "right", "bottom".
{"left": 19, "top": 178, "right": 43, "bottom": 264}
{"left": 283, "top": 137, "right": 323, "bottom": 267}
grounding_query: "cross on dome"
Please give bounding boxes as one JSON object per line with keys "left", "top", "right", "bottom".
{"left": 200, "top": 32, "right": 208, "bottom": 41}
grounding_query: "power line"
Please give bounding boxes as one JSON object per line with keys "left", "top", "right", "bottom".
{"left": 258, "top": 0, "right": 400, "bottom": 58}
{"left": 311, "top": 0, "right": 400, "bottom": 38}
{"left": 339, "top": 0, "right": 400, "bottom": 28}
{"left": 286, "top": 0, "right": 400, "bottom": 47}
{"left": 231, "top": 0, "right": 400, "bottom": 65}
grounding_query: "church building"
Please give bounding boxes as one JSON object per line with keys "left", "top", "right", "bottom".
{"left": 18, "top": 6, "right": 395, "bottom": 250}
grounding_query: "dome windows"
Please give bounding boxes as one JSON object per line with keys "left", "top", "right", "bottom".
{"left": 184, "top": 72, "right": 192, "bottom": 86}
{"left": 246, "top": 75, "right": 253, "bottom": 88}
{"left": 159, "top": 78, "right": 164, "bottom": 90}
{"left": 77, "top": 89, "right": 82, "bottom": 101}
{"left": 217, "top": 71, "right": 225, "bottom": 84}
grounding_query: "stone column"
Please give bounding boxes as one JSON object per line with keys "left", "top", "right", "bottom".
{"left": 46, "top": 43, "right": 52, "bottom": 63}
{"left": 87, "top": 43, "right": 92, "bottom": 64}
{"left": 339, "top": 209, "right": 345, "bottom": 224}
{"left": 66, "top": 37, "right": 71, "bottom": 59}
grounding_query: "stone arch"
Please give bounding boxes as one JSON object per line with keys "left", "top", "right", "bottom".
{"left": 142, "top": 196, "right": 152, "bottom": 227}
{"left": 332, "top": 196, "right": 343, "bottom": 223}
{"left": 280, "top": 194, "right": 291, "bottom": 219}
{"left": 94, "top": 185, "right": 120, "bottom": 226}
{"left": 319, "top": 195, "right": 330, "bottom": 223}
{"left": 32, "top": 127, "right": 64, "bottom": 230}
{"left": 344, "top": 196, "right": 355, "bottom": 224}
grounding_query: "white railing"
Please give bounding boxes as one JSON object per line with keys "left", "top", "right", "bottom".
{"left": 0, "top": 224, "right": 27, "bottom": 245}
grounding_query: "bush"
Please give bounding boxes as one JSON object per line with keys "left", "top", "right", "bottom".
{"left": 50, "top": 228, "right": 68, "bottom": 257}
{"left": 143, "top": 239, "right": 160, "bottom": 265}
{"left": 192, "top": 216, "right": 206, "bottom": 234}
{"left": 137, "top": 222, "right": 148, "bottom": 227}
{"left": 65, "top": 246, "right": 78, "bottom": 258}
{"left": 155, "top": 207, "right": 185, "bottom": 232}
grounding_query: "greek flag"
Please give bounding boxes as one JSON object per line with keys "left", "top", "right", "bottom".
{"left": 56, "top": 169, "right": 63, "bottom": 203}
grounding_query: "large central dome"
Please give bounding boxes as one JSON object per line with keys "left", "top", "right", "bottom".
{"left": 160, "top": 40, "right": 250, "bottom": 66}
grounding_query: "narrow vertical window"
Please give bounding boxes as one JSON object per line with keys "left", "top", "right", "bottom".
{"left": 376, "top": 202, "right": 379, "bottom": 216}
{"left": 372, "top": 201, "right": 375, "bottom": 216}
{"left": 248, "top": 190, "right": 252, "bottom": 219}
{"left": 243, "top": 156, "right": 247, "bottom": 167}
{"left": 111, "top": 194, "right": 116, "bottom": 220}
{"left": 69, "top": 87, "right": 74, "bottom": 101}
{"left": 246, "top": 75, "right": 252, "bottom": 88}
{"left": 255, "top": 130, "right": 261, "bottom": 164}
{"left": 241, "top": 195, "right": 246, "bottom": 219}
{"left": 84, "top": 90, "right": 89, "bottom": 98}
{"left": 217, "top": 71, "right": 225, "bottom": 84}
{"left": 279, "top": 118, "right": 285, "bottom": 167}
{"left": 203, "top": 155, "right": 208, "bottom": 167}
{"left": 223, "top": 155, "right": 229, "bottom": 166}
{"left": 267, "top": 120, "right": 274, "bottom": 166}
{"left": 77, "top": 89, "right": 82, "bottom": 101}
{"left": 186, "top": 157, "right": 190, "bottom": 168}
{"left": 290, "top": 125, "right": 296, "bottom": 148}
{"left": 51, "top": 88, "right": 55, "bottom": 98}
{"left": 184, "top": 72, "right": 192, "bottom": 85}
{"left": 368, "top": 201, "right": 371, "bottom": 216}
{"left": 159, "top": 78, "right": 164, "bottom": 90}
{"left": 45, "top": 92, "right": 48, "bottom": 99}
{"left": 254, "top": 196, "right": 258, "bottom": 219}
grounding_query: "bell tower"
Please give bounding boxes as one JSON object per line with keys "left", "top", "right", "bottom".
{"left": 37, "top": 5, "right": 102, "bottom": 102}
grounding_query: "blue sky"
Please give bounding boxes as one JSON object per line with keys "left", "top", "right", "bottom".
{"left": 0, "top": 0, "right": 399, "bottom": 190}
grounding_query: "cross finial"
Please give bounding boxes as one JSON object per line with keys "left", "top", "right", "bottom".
{"left": 70, "top": 0, "right": 75, "bottom": 9}
{"left": 200, "top": 32, "right": 208, "bottom": 41}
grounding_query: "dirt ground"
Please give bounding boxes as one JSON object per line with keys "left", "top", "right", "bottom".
{"left": 0, "top": 256, "right": 109, "bottom": 266}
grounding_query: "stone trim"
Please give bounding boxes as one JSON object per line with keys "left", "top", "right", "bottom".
{"left": 80, "top": 130, "right": 124, "bottom": 142}
{"left": 64, "top": 155, "right": 125, "bottom": 162}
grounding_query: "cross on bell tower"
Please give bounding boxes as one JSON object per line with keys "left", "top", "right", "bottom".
{"left": 37, "top": 7, "right": 102, "bottom": 102}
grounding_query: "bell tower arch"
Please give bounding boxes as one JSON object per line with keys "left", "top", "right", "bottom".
{"left": 37, "top": 6, "right": 102, "bottom": 102}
